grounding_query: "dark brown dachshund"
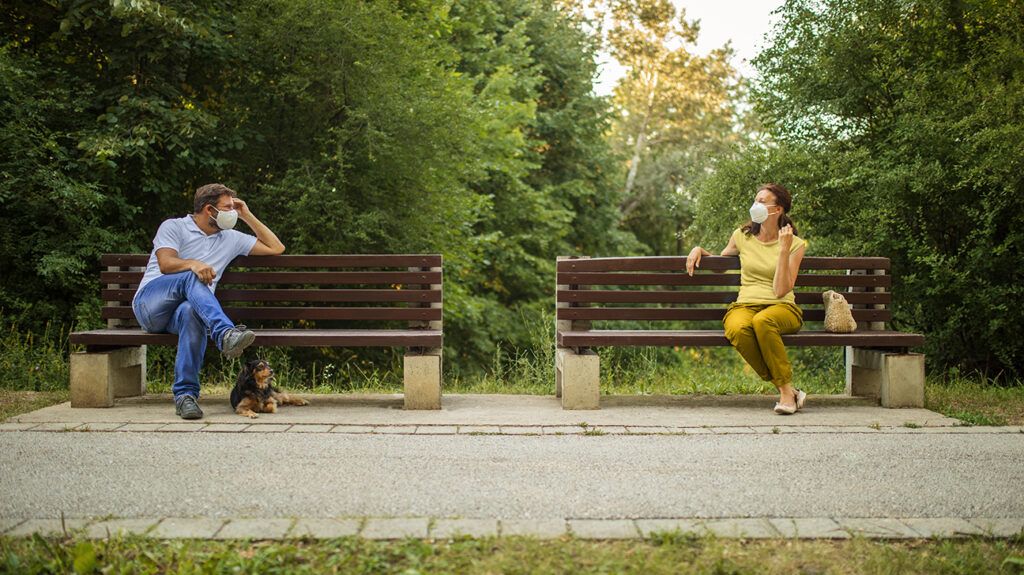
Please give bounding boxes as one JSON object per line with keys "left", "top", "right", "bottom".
{"left": 230, "top": 359, "right": 309, "bottom": 418}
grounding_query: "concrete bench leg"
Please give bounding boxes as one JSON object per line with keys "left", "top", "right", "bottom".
{"left": 404, "top": 348, "right": 442, "bottom": 410}
{"left": 70, "top": 346, "right": 147, "bottom": 408}
{"left": 846, "top": 347, "right": 925, "bottom": 408}
{"left": 556, "top": 347, "right": 599, "bottom": 410}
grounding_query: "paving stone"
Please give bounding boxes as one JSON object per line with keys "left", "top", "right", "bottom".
{"left": 414, "top": 426, "right": 459, "bottom": 434}
{"left": 287, "top": 425, "right": 334, "bottom": 433}
{"left": 967, "top": 518, "right": 1024, "bottom": 537}
{"left": 675, "top": 427, "right": 714, "bottom": 435}
{"left": 707, "top": 427, "right": 759, "bottom": 434}
{"left": 215, "top": 518, "right": 294, "bottom": 539}
{"left": 542, "top": 426, "right": 587, "bottom": 435}
{"left": 362, "top": 518, "right": 429, "bottom": 539}
{"left": 900, "top": 518, "right": 988, "bottom": 538}
{"left": 158, "top": 423, "right": 208, "bottom": 433}
{"left": 588, "top": 426, "right": 629, "bottom": 435}
{"left": 748, "top": 426, "right": 787, "bottom": 434}
{"left": 149, "top": 518, "right": 226, "bottom": 538}
{"left": 30, "top": 422, "right": 80, "bottom": 432}
{"left": 569, "top": 519, "right": 640, "bottom": 539}
{"left": 785, "top": 426, "right": 846, "bottom": 434}
{"left": 375, "top": 426, "right": 417, "bottom": 434}
{"left": 837, "top": 518, "right": 923, "bottom": 539}
{"left": 769, "top": 518, "right": 849, "bottom": 539}
{"left": 329, "top": 426, "right": 375, "bottom": 434}
{"left": 202, "top": 423, "right": 250, "bottom": 433}
{"left": 73, "top": 423, "right": 125, "bottom": 432}
{"left": 431, "top": 519, "right": 499, "bottom": 539}
{"left": 117, "top": 423, "right": 164, "bottom": 432}
{"left": 290, "top": 518, "right": 361, "bottom": 538}
{"left": 7, "top": 518, "right": 91, "bottom": 537}
{"left": 0, "top": 422, "right": 40, "bottom": 431}
{"left": 500, "top": 519, "right": 568, "bottom": 538}
{"left": 636, "top": 519, "right": 706, "bottom": 537}
{"left": 703, "top": 518, "right": 781, "bottom": 538}
{"left": 0, "top": 519, "right": 27, "bottom": 534}
{"left": 85, "top": 518, "right": 160, "bottom": 538}
{"left": 460, "top": 426, "right": 502, "bottom": 435}
{"left": 243, "top": 424, "right": 292, "bottom": 433}
{"left": 625, "top": 426, "right": 673, "bottom": 434}
{"left": 498, "top": 427, "right": 544, "bottom": 435}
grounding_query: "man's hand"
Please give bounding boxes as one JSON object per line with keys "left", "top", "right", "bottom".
{"left": 189, "top": 260, "right": 216, "bottom": 285}
{"left": 779, "top": 224, "right": 794, "bottom": 252}
{"left": 231, "top": 197, "right": 253, "bottom": 221}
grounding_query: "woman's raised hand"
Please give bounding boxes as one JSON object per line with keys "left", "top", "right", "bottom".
{"left": 779, "top": 224, "right": 794, "bottom": 252}
{"left": 686, "top": 246, "right": 704, "bottom": 276}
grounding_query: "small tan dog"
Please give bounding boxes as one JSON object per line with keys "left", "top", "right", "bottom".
{"left": 822, "top": 290, "right": 857, "bottom": 333}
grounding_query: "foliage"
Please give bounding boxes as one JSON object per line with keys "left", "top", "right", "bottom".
{"left": 604, "top": 0, "right": 746, "bottom": 255}
{"left": 0, "top": 0, "right": 636, "bottom": 375}
{"left": 692, "top": 0, "right": 1024, "bottom": 377}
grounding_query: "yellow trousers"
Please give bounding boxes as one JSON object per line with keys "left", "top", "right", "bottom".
{"left": 722, "top": 302, "right": 803, "bottom": 388}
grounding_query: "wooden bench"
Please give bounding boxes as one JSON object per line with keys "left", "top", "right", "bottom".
{"left": 69, "top": 254, "right": 443, "bottom": 409}
{"left": 555, "top": 255, "right": 925, "bottom": 409}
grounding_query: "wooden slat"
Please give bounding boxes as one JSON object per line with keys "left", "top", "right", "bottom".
{"left": 557, "top": 330, "right": 923, "bottom": 348}
{"left": 100, "top": 271, "right": 442, "bottom": 285}
{"left": 102, "top": 307, "right": 442, "bottom": 321}
{"left": 557, "top": 272, "right": 890, "bottom": 288}
{"left": 70, "top": 329, "right": 443, "bottom": 348}
{"left": 557, "top": 256, "right": 891, "bottom": 272}
{"left": 557, "top": 290, "right": 891, "bottom": 305}
{"left": 557, "top": 308, "right": 891, "bottom": 322}
{"left": 101, "top": 254, "right": 443, "bottom": 268}
{"left": 101, "top": 288, "right": 441, "bottom": 304}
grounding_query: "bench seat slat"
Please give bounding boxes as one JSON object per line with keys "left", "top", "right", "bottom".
{"left": 557, "top": 307, "right": 890, "bottom": 322}
{"left": 557, "top": 272, "right": 890, "bottom": 288}
{"left": 557, "top": 290, "right": 891, "bottom": 305}
{"left": 557, "top": 330, "right": 924, "bottom": 348}
{"left": 101, "top": 307, "right": 443, "bottom": 321}
{"left": 70, "top": 329, "right": 442, "bottom": 348}
{"left": 557, "top": 256, "right": 891, "bottom": 272}
{"left": 100, "top": 271, "right": 442, "bottom": 285}
{"left": 101, "top": 254, "right": 443, "bottom": 268}
{"left": 101, "top": 288, "right": 442, "bottom": 303}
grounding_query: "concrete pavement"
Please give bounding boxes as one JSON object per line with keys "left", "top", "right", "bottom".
{"left": 2, "top": 394, "right": 1022, "bottom": 540}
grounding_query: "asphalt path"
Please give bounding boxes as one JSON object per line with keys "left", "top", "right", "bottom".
{"left": 2, "top": 432, "right": 1022, "bottom": 520}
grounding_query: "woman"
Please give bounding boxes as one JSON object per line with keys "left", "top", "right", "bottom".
{"left": 686, "top": 183, "right": 809, "bottom": 415}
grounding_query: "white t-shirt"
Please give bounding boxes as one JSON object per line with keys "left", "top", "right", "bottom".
{"left": 134, "top": 215, "right": 258, "bottom": 301}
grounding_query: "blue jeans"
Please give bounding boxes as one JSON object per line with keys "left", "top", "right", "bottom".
{"left": 132, "top": 272, "right": 235, "bottom": 399}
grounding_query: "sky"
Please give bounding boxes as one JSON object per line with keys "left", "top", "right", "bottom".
{"left": 592, "top": 0, "right": 787, "bottom": 96}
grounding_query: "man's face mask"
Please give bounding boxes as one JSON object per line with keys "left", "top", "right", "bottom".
{"left": 210, "top": 206, "right": 238, "bottom": 230}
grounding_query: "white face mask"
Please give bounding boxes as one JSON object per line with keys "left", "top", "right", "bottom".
{"left": 211, "top": 207, "right": 238, "bottom": 230}
{"left": 749, "top": 202, "right": 776, "bottom": 224}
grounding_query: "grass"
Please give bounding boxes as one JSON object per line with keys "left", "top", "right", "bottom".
{"left": 1, "top": 533, "right": 1022, "bottom": 575}
{"left": 925, "top": 374, "right": 1024, "bottom": 426}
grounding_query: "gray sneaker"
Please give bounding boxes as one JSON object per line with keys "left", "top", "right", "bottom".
{"left": 175, "top": 395, "right": 204, "bottom": 420}
{"left": 221, "top": 325, "right": 255, "bottom": 359}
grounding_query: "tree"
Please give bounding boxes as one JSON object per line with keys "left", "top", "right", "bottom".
{"left": 604, "top": 0, "right": 743, "bottom": 255}
{"left": 695, "top": 0, "right": 1024, "bottom": 377}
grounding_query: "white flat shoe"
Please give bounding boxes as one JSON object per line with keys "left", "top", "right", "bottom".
{"left": 774, "top": 402, "right": 796, "bottom": 415}
{"left": 795, "top": 389, "right": 807, "bottom": 411}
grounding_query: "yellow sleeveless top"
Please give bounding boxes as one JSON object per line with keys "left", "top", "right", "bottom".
{"left": 732, "top": 227, "right": 808, "bottom": 305}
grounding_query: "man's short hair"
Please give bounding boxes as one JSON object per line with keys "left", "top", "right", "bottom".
{"left": 193, "top": 183, "right": 237, "bottom": 213}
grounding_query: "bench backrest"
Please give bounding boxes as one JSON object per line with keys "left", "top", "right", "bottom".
{"left": 556, "top": 256, "right": 890, "bottom": 331}
{"left": 100, "top": 254, "right": 442, "bottom": 331}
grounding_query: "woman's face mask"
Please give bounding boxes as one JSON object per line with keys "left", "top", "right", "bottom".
{"left": 211, "top": 206, "right": 238, "bottom": 230}
{"left": 749, "top": 202, "right": 778, "bottom": 224}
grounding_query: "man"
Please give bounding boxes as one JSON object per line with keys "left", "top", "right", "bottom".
{"left": 132, "top": 183, "right": 285, "bottom": 419}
